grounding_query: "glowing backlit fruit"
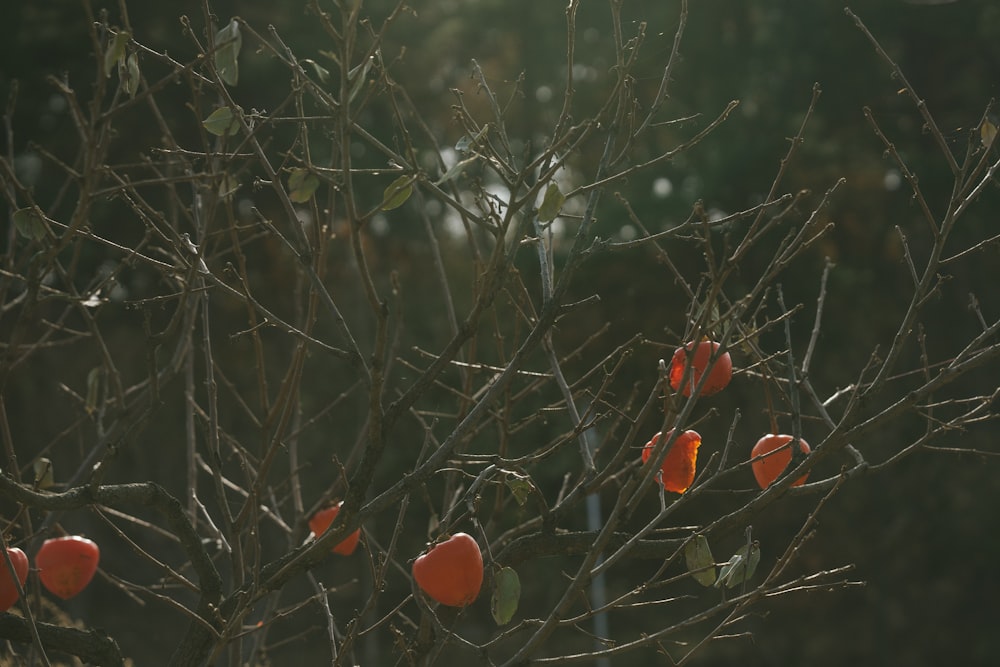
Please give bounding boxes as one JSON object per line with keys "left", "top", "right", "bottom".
{"left": 36, "top": 536, "right": 100, "bottom": 600}
{"left": 669, "top": 340, "right": 732, "bottom": 397}
{"left": 641, "top": 429, "right": 701, "bottom": 493}
{"left": 0, "top": 548, "right": 29, "bottom": 612}
{"left": 751, "top": 434, "right": 811, "bottom": 489}
{"left": 412, "top": 533, "right": 483, "bottom": 608}
{"left": 309, "top": 502, "right": 361, "bottom": 556}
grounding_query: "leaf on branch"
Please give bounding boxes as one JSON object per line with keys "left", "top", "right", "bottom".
{"left": 123, "top": 53, "right": 140, "bottom": 98}
{"left": 288, "top": 168, "right": 319, "bottom": 203}
{"left": 33, "top": 457, "right": 54, "bottom": 490}
{"left": 537, "top": 183, "right": 565, "bottom": 222}
{"left": 12, "top": 208, "right": 46, "bottom": 241}
{"left": 347, "top": 53, "right": 375, "bottom": 104}
{"left": 491, "top": 566, "right": 521, "bottom": 625}
{"left": 435, "top": 155, "right": 479, "bottom": 186}
{"left": 715, "top": 541, "right": 760, "bottom": 589}
{"left": 218, "top": 173, "right": 240, "bottom": 200}
{"left": 85, "top": 367, "right": 102, "bottom": 415}
{"left": 504, "top": 472, "right": 533, "bottom": 506}
{"left": 302, "top": 58, "right": 330, "bottom": 84}
{"left": 455, "top": 124, "right": 490, "bottom": 154}
{"left": 104, "top": 30, "right": 130, "bottom": 78}
{"left": 380, "top": 176, "right": 413, "bottom": 211}
{"left": 684, "top": 534, "right": 716, "bottom": 586}
{"left": 214, "top": 19, "right": 242, "bottom": 87}
{"left": 202, "top": 107, "right": 240, "bottom": 137}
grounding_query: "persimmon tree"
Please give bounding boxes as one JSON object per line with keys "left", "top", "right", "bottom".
{"left": 1, "top": 0, "right": 998, "bottom": 664}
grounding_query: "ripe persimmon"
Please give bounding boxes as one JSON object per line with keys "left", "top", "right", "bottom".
{"left": 36, "top": 536, "right": 100, "bottom": 600}
{"left": 309, "top": 502, "right": 361, "bottom": 556}
{"left": 669, "top": 341, "right": 732, "bottom": 397}
{"left": 412, "top": 532, "right": 483, "bottom": 607}
{"left": 0, "top": 548, "right": 29, "bottom": 612}
{"left": 642, "top": 429, "right": 701, "bottom": 493}
{"left": 751, "top": 434, "right": 810, "bottom": 489}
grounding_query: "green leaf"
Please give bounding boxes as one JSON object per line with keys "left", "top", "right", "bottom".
{"left": 380, "top": 176, "right": 413, "bottom": 211}
{"left": 347, "top": 54, "right": 374, "bottom": 104}
{"left": 123, "top": 52, "right": 140, "bottom": 98}
{"left": 85, "top": 367, "right": 102, "bottom": 415}
{"left": 715, "top": 541, "right": 760, "bottom": 589}
{"left": 214, "top": 19, "right": 242, "bottom": 87}
{"left": 302, "top": 58, "right": 330, "bottom": 84}
{"left": 288, "top": 168, "right": 319, "bottom": 203}
{"left": 218, "top": 173, "right": 240, "bottom": 200}
{"left": 491, "top": 567, "right": 521, "bottom": 625}
{"left": 104, "top": 30, "right": 130, "bottom": 78}
{"left": 202, "top": 107, "right": 239, "bottom": 137}
{"left": 12, "top": 208, "right": 46, "bottom": 241}
{"left": 435, "top": 155, "right": 479, "bottom": 186}
{"left": 537, "top": 183, "right": 565, "bottom": 222}
{"left": 455, "top": 124, "right": 490, "bottom": 154}
{"left": 33, "top": 458, "right": 54, "bottom": 490}
{"left": 505, "top": 472, "right": 532, "bottom": 506}
{"left": 684, "top": 534, "right": 716, "bottom": 587}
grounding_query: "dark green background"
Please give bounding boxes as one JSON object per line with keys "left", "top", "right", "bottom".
{"left": 2, "top": 1, "right": 998, "bottom": 664}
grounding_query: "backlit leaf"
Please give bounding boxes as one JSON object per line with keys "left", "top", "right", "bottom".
{"left": 288, "top": 168, "right": 319, "bottom": 203}
{"left": 12, "top": 208, "right": 46, "bottom": 241}
{"left": 104, "top": 31, "right": 130, "bottom": 77}
{"left": 435, "top": 155, "right": 478, "bottom": 186}
{"left": 491, "top": 567, "right": 521, "bottom": 625}
{"left": 537, "top": 182, "right": 565, "bottom": 222}
{"left": 684, "top": 534, "right": 716, "bottom": 586}
{"left": 505, "top": 472, "right": 532, "bottom": 506}
{"left": 123, "top": 53, "right": 140, "bottom": 98}
{"left": 202, "top": 107, "right": 239, "bottom": 137}
{"left": 303, "top": 58, "right": 330, "bottom": 84}
{"left": 33, "top": 458, "right": 54, "bottom": 490}
{"left": 85, "top": 367, "right": 102, "bottom": 415}
{"left": 380, "top": 176, "right": 413, "bottom": 211}
{"left": 214, "top": 19, "right": 242, "bottom": 87}
{"left": 715, "top": 541, "right": 761, "bottom": 589}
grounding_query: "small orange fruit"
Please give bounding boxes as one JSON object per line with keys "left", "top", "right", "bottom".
{"left": 669, "top": 341, "right": 732, "bottom": 397}
{"left": 751, "top": 434, "right": 810, "bottom": 489}
{"left": 412, "top": 533, "right": 483, "bottom": 607}
{"left": 641, "top": 429, "right": 701, "bottom": 493}
{"left": 0, "top": 548, "right": 29, "bottom": 611}
{"left": 36, "top": 536, "right": 100, "bottom": 600}
{"left": 309, "top": 502, "right": 361, "bottom": 556}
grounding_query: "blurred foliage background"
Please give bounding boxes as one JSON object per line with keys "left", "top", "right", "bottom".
{"left": 2, "top": 0, "right": 999, "bottom": 664}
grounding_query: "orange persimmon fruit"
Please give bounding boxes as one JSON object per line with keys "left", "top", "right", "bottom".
{"left": 669, "top": 340, "right": 732, "bottom": 397}
{"left": 309, "top": 502, "right": 361, "bottom": 556}
{"left": 641, "top": 429, "right": 701, "bottom": 493}
{"left": 751, "top": 434, "right": 811, "bottom": 489}
{"left": 36, "top": 536, "right": 100, "bottom": 600}
{"left": 412, "top": 532, "right": 483, "bottom": 607}
{"left": 0, "top": 548, "right": 29, "bottom": 612}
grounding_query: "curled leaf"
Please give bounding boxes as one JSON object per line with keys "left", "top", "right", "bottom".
{"left": 33, "top": 458, "right": 54, "bottom": 490}
{"left": 715, "top": 541, "right": 761, "bottom": 589}
{"left": 123, "top": 53, "right": 140, "bottom": 98}
{"left": 504, "top": 472, "right": 532, "bottom": 506}
{"left": 85, "top": 367, "right": 102, "bottom": 415}
{"left": 104, "top": 30, "right": 130, "bottom": 77}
